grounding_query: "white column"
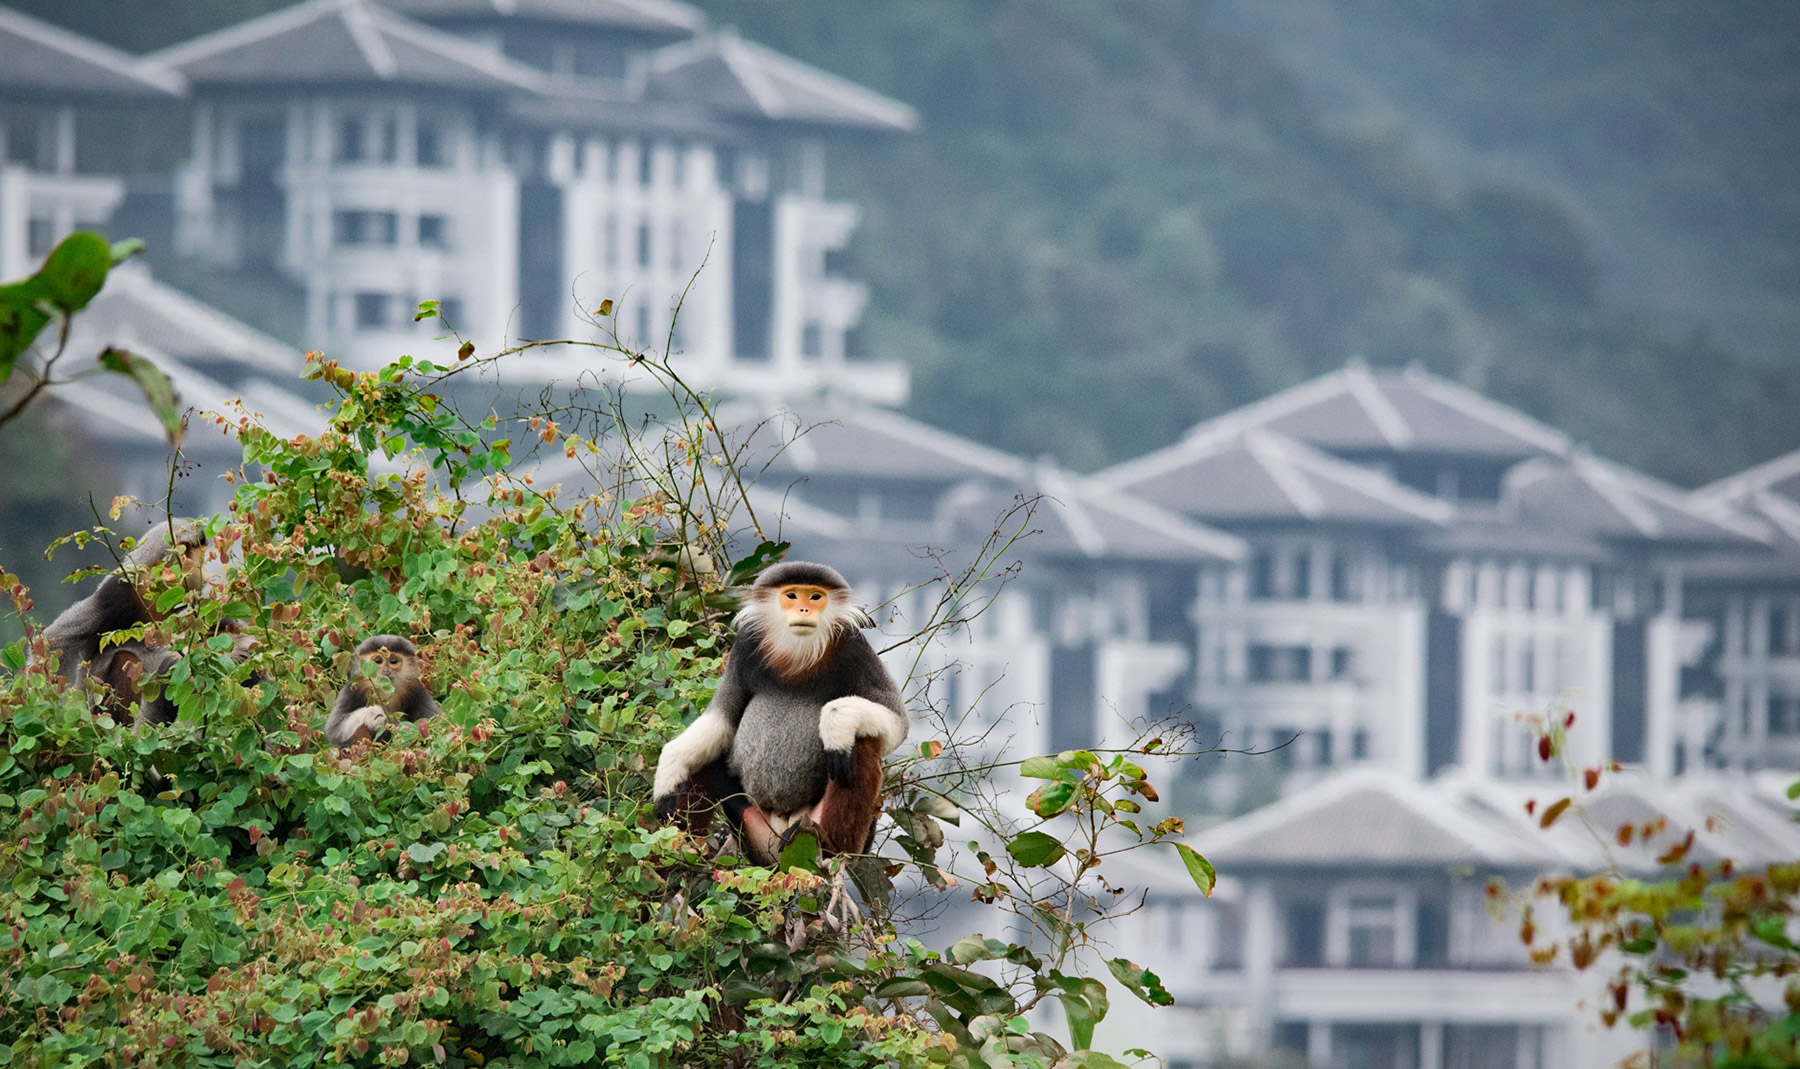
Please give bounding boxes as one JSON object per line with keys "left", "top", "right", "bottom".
{"left": 1306, "top": 1021, "right": 1331, "bottom": 1067}
{"left": 1421, "top": 1021, "right": 1444, "bottom": 1069}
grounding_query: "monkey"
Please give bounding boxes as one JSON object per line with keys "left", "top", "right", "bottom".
{"left": 325, "top": 635, "right": 441, "bottom": 750}
{"left": 40, "top": 519, "right": 208, "bottom": 686}
{"left": 651, "top": 561, "right": 909, "bottom": 865}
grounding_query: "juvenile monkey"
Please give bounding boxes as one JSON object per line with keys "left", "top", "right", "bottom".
{"left": 41, "top": 519, "right": 207, "bottom": 685}
{"left": 652, "top": 561, "right": 909, "bottom": 864}
{"left": 326, "top": 635, "right": 441, "bottom": 749}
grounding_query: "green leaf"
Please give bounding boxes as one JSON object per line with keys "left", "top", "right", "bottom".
{"left": 0, "top": 279, "right": 50, "bottom": 380}
{"left": 97, "top": 348, "right": 183, "bottom": 445}
{"left": 1019, "top": 756, "right": 1062, "bottom": 779}
{"left": 1026, "top": 781, "right": 1077, "bottom": 818}
{"left": 37, "top": 232, "right": 111, "bottom": 313}
{"left": 725, "top": 540, "right": 790, "bottom": 587}
{"left": 108, "top": 238, "right": 145, "bottom": 264}
{"left": 1173, "top": 842, "right": 1216, "bottom": 897}
{"left": 777, "top": 829, "right": 820, "bottom": 874}
{"left": 1005, "top": 831, "right": 1066, "bottom": 867}
{"left": 1105, "top": 957, "right": 1174, "bottom": 1007}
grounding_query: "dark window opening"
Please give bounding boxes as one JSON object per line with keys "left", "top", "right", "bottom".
{"left": 418, "top": 214, "right": 449, "bottom": 248}
{"left": 731, "top": 197, "right": 773, "bottom": 361}
{"left": 1249, "top": 645, "right": 1312, "bottom": 684}
{"left": 1281, "top": 900, "right": 1325, "bottom": 966}
{"left": 417, "top": 122, "right": 448, "bottom": 168}
{"left": 353, "top": 292, "right": 391, "bottom": 330}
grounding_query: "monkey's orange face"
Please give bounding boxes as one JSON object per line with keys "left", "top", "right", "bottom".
{"left": 361, "top": 648, "right": 410, "bottom": 683}
{"left": 777, "top": 584, "right": 832, "bottom": 634}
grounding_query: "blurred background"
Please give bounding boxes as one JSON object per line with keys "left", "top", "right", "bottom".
{"left": 4, "top": 2, "right": 1799, "bottom": 1066}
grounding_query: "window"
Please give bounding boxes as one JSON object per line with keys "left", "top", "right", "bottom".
{"left": 1415, "top": 899, "right": 1450, "bottom": 967}
{"left": 801, "top": 323, "right": 823, "bottom": 360}
{"left": 335, "top": 116, "right": 365, "bottom": 162}
{"left": 636, "top": 304, "right": 652, "bottom": 346}
{"left": 638, "top": 139, "right": 655, "bottom": 186}
{"left": 438, "top": 298, "right": 464, "bottom": 330}
{"left": 1352, "top": 728, "right": 1370, "bottom": 759}
{"left": 1768, "top": 696, "right": 1800, "bottom": 737}
{"left": 1773, "top": 607, "right": 1796, "bottom": 655}
{"left": 353, "top": 292, "right": 392, "bottom": 331}
{"left": 604, "top": 140, "right": 620, "bottom": 183}
{"left": 1329, "top": 647, "right": 1355, "bottom": 681}
{"left": 418, "top": 214, "right": 449, "bottom": 249}
{"left": 1248, "top": 645, "right": 1312, "bottom": 684}
{"left": 1520, "top": 640, "right": 1536, "bottom": 692}
{"left": 671, "top": 142, "right": 686, "bottom": 187}
{"left": 714, "top": 146, "right": 736, "bottom": 189}
{"left": 1250, "top": 550, "right": 1276, "bottom": 599}
{"left": 333, "top": 210, "right": 398, "bottom": 247}
{"left": 27, "top": 217, "right": 56, "bottom": 257}
{"left": 374, "top": 115, "right": 398, "bottom": 162}
{"left": 1282, "top": 900, "right": 1325, "bottom": 966}
{"left": 417, "top": 121, "right": 448, "bottom": 168}
{"left": 1344, "top": 893, "right": 1403, "bottom": 967}
{"left": 1330, "top": 551, "right": 1360, "bottom": 601}
{"left": 636, "top": 221, "right": 652, "bottom": 268}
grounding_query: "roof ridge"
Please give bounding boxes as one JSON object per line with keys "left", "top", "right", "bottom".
{"left": 1571, "top": 456, "right": 1663, "bottom": 537}
{"left": 1344, "top": 361, "right": 1414, "bottom": 448}
{"left": 846, "top": 405, "right": 1028, "bottom": 479}
{"left": 343, "top": 0, "right": 399, "bottom": 80}
{"left": 0, "top": 7, "right": 187, "bottom": 95}
{"left": 715, "top": 32, "right": 787, "bottom": 118}
{"left": 1398, "top": 366, "right": 1572, "bottom": 456}
{"left": 1095, "top": 371, "right": 1354, "bottom": 491}
{"left": 1695, "top": 449, "right": 1800, "bottom": 506}
{"left": 723, "top": 31, "right": 919, "bottom": 131}
{"left": 148, "top": 0, "right": 342, "bottom": 67}
{"left": 1267, "top": 431, "right": 1453, "bottom": 524}
{"left": 1070, "top": 477, "right": 1247, "bottom": 561}
{"left": 1245, "top": 431, "right": 1326, "bottom": 519}
{"left": 1033, "top": 466, "right": 1108, "bottom": 558}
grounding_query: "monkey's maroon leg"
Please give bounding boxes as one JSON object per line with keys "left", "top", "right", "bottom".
{"left": 810, "top": 734, "right": 885, "bottom": 856}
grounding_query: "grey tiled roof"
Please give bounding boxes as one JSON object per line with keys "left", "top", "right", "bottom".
{"left": 501, "top": 84, "right": 731, "bottom": 139}
{"left": 1419, "top": 510, "right": 1612, "bottom": 563}
{"left": 1100, "top": 429, "right": 1452, "bottom": 530}
{"left": 646, "top": 28, "right": 918, "bottom": 133}
{"left": 0, "top": 7, "right": 184, "bottom": 98}
{"left": 1686, "top": 453, "right": 1800, "bottom": 580}
{"left": 375, "top": 0, "right": 703, "bottom": 36}
{"left": 149, "top": 0, "right": 545, "bottom": 92}
{"left": 945, "top": 466, "right": 1245, "bottom": 565}
{"left": 1508, "top": 454, "right": 1767, "bottom": 550}
{"left": 1174, "top": 361, "right": 1571, "bottom": 463}
{"left": 70, "top": 264, "right": 301, "bottom": 380}
{"left": 1195, "top": 768, "right": 1800, "bottom": 873}
{"left": 728, "top": 400, "right": 1026, "bottom": 485}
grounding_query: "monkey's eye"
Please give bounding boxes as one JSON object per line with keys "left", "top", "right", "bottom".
{"left": 809, "top": 592, "right": 822, "bottom": 602}
{"left": 784, "top": 590, "right": 797, "bottom": 599}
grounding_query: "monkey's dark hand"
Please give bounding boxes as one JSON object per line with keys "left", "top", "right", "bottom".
{"left": 652, "top": 793, "right": 681, "bottom": 821}
{"left": 824, "top": 746, "right": 858, "bottom": 786}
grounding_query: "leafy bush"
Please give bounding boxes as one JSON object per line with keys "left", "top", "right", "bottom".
{"left": 0, "top": 303, "right": 1208, "bottom": 1066}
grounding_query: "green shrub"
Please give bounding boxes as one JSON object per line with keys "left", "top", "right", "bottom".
{"left": 0, "top": 302, "right": 1204, "bottom": 1067}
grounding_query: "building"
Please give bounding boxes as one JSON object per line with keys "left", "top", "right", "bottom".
{"left": 142, "top": 0, "right": 915, "bottom": 398}
{"left": 0, "top": 6, "right": 182, "bottom": 280}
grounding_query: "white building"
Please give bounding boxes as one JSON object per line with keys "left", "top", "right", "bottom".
{"left": 0, "top": 7, "right": 182, "bottom": 280}
{"left": 140, "top": 0, "right": 915, "bottom": 398}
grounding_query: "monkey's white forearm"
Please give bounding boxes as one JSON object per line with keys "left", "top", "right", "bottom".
{"left": 819, "top": 696, "right": 908, "bottom": 755}
{"left": 653, "top": 706, "right": 736, "bottom": 800}
{"left": 326, "top": 704, "right": 387, "bottom": 747}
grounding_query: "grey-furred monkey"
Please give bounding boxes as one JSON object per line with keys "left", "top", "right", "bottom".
{"left": 326, "top": 635, "right": 441, "bottom": 749}
{"left": 39, "top": 520, "right": 255, "bottom": 726}
{"left": 41, "top": 519, "right": 207, "bottom": 686}
{"left": 651, "top": 561, "right": 909, "bottom": 864}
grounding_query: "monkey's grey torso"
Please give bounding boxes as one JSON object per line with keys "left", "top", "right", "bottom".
{"left": 717, "top": 625, "right": 904, "bottom": 816}
{"left": 731, "top": 692, "right": 830, "bottom": 814}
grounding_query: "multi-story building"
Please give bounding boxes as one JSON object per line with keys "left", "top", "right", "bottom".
{"left": 144, "top": 0, "right": 915, "bottom": 399}
{"left": 0, "top": 6, "right": 182, "bottom": 280}
{"left": 1098, "top": 361, "right": 1763, "bottom": 794}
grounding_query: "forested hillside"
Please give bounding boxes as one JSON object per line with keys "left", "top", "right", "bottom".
{"left": 20, "top": 0, "right": 1800, "bottom": 485}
